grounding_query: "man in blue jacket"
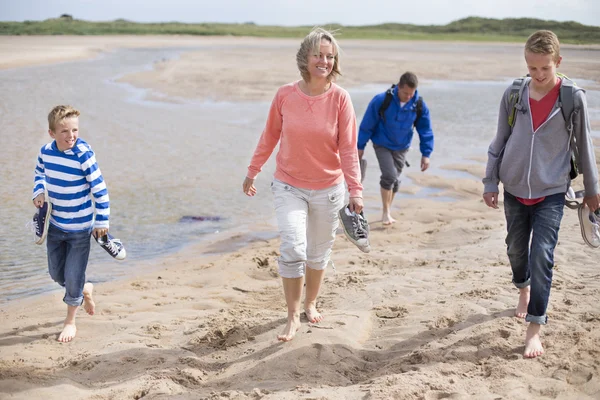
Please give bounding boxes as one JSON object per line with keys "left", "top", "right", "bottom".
{"left": 358, "top": 71, "right": 434, "bottom": 225}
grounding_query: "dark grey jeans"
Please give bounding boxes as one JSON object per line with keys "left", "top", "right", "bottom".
{"left": 503, "top": 191, "right": 565, "bottom": 325}
{"left": 373, "top": 144, "right": 409, "bottom": 192}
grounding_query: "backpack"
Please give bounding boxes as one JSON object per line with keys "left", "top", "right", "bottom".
{"left": 378, "top": 84, "right": 423, "bottom": 127}
{"left": 507, "top": 74, "right": 582, "bottom": 180}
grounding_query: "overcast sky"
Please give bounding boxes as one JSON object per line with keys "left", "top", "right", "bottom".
{"left": 1, "top": 0, "right": 599, "bottom": 27}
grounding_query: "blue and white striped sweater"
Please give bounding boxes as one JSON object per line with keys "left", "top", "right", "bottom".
{"left": 33, "top": 138, "right": 109, "bottom": 232}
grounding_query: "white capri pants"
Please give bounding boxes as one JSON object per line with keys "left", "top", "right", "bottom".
{"left": 271, "top": 179, "right": 345, "bottom": 278}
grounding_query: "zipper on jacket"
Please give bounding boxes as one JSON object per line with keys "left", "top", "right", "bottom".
{"left": 526, "top": 105, "right": 562, "bottom": 198}
{"left": 527, "top": 134, "right": 535, "bottom": 198}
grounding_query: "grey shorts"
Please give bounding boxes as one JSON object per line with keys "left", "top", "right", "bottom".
{"left": 373, "top": 144, "right": 409, "bottom": 192}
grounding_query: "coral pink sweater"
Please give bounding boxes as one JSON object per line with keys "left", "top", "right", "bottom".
{"left": 247, "top": 81, "right": 363, "bottom": 197}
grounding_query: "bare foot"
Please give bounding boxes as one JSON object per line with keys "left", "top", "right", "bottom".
{"left": 83, "top": 282, "right": 95, "bottom": 316}
{"left": 58, "top": 323, "right": 77, "bottom": 342}
{"left": 515, "top": 286, "right": 530, "bottom": 318}
{"left": 524, "top": 323, "right": 544, "bottom": 358}
{"left": 277, "top": 314, "right": 301, "bottom": 342}
{"left": 382, "top": 214, "right": 396, "bottom": 226}
{"left": 305, "top": 306, "right": 324, "bottom": 323}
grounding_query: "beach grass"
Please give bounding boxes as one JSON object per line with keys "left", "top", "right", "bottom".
{"left": 1, "top": 16, "right": 599, "bottom": 44}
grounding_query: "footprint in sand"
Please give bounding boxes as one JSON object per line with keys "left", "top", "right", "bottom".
{"left": 374, "top": 305, "right": 408, "bottom": 319}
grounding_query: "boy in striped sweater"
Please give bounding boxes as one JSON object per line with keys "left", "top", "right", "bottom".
{"left": 32, "top": 105, "right": 109, "bottom": 342}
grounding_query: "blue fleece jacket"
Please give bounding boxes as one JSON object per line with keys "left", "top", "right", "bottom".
{"left": 357, "top": 86, "right": 434, "bottom": 157}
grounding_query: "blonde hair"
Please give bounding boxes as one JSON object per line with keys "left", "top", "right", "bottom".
{"left": 48, "top": 105, "right": 80, "bottom": 131}
{"left": 296, "top": 27, "right": 341, "bottom": 83}
{"left": 525, "top": 30, "right": 560, "bottom": 62}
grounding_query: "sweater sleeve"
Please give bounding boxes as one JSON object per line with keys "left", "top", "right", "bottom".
{"left": 32, "top": 147, "right": 46, "bottom": 200}
{"left": 573, "top": 90, "right": 599, "bottom": 196}
{"left": 247, "top": 90, "right": 283, "bottom": 179}
{"left": 338, "top": 90, "right": 363, "bottom": 197}
{"left": 79, "top": 148, "right": 110, "bottom": 229}
{"left": 483, "top": 86, "right": 513, "bottom": 194}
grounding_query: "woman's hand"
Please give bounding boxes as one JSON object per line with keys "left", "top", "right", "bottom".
{"left": 349, "top": 197, "right": 363, "bottom": 214}
{"left": 243, "top": 177, "right": 257, "bottom": 197}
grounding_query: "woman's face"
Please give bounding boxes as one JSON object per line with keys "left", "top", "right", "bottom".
{"left": 307, "top": 38, "right": 335, "bottom": 81}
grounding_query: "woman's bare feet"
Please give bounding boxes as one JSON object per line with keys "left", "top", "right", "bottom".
{"left": 277, "top": 313, "right": 301, "bottom": 342}
{"left": 524, "top": 323, "right": 544, "bottom": 358}
{"left": 83, "top": 282, "right": 95, "bottom": 316}
{"left": 305, "top": 304, "right": 324, "bottom": 323}
{"left": 58, "top": 323, "right": 77, "bottom": 342}
{"left": 515, "top": 286, "right": 530, "bottom": 318}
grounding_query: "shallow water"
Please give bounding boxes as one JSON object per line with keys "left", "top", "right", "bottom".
{"left": 1, "top": 46, "right": 598, "bottom": 303}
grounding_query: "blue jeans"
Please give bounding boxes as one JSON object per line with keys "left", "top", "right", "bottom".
{"left": 46, "top": 224, "right": 92, "bottom": 307}
{"left": 503, "top": 191, "right": 565, "bottom": 325}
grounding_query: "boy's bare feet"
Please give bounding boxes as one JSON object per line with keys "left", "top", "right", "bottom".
{"left": 305, "top": 305, "right": 324, "bottom": 323}
{"left": 83, "top": 282, "right": 95, "bottom": 316}
{"left": 515, "top": 286, "right": 530, "bottom": 318}
{"left": 277, "top": 314, "right": 301, "bottom": 342}
{"left": 58, "top": 324, "right": 77, "bottom": 342}
{"left": 524, "top": 323, "right": 544, "bottom": 358}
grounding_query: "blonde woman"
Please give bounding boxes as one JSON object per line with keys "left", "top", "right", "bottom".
{"left": 242, "top": 28, "right": 363, "bottom": 342}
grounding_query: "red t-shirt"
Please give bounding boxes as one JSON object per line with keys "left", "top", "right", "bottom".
{"left": 516, "top": 78, "right": 562, "bottom": 206}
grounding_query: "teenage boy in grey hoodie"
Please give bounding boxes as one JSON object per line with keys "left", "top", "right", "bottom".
{"left": 483, "top": 30, "right": 600, "bottom": 359}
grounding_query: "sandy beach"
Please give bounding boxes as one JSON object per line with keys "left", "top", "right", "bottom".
{"left": 1, "top": 35, "right": 600, "bottom": 399}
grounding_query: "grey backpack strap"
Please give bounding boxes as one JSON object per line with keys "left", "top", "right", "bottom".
{"left": 516, "top": 77, "right": 530, "bottom": 112}
{"left": 559, "top": 78, "right": 584, "bottom": 149}
{"left": 560, "top": 78, "right": 576, "bottom": 134}
{"left": 508, "top": 77, "right": 529, "bottom": 128}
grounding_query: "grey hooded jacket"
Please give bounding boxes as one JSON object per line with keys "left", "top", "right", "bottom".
{"left": 483, "top": 80, "right": 598, "bottom": 199}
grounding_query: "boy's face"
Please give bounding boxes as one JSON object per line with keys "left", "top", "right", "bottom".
{"left": 49, "top": 117, "right": 79, "bottom": 152}
{"left": 398, "top": 85, "right": 416, "bottom": 103}
{"left": 525, "top": 51, "right": 562, "bottom": 92}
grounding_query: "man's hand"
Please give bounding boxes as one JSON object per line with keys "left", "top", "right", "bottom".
{"left": 421, "top": 156, "right": 430, "bottom": 172}
{"left": 483, "top": 192, "right": 499, "bottom": 209}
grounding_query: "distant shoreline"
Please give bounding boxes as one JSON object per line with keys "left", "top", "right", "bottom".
{"left": 2, "top": 16, "right": 600, "bottom": 44}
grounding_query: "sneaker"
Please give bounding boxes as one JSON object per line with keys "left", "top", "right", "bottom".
{"left": 565, "top": 187, "right": 585, "bottom": 210}
{"left": 578, "top": 203, "right": 600, "bottom": 249}
{"left": 338, "top": 205, "right": 371, "bottom": 253}
{"left": 32, "top": 202, "right": 52, "bottom": 245}
{"left": 95, "top": 233, "right": 127, "bottom": 260}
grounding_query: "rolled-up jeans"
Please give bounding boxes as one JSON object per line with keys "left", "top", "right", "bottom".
{"left": 271, "top": 179, "right": 345, "bottom": 278}
{"left": 46, "top": 224, "right": 92, "bottom": 307}
{"left": 503, "top": 190, "right": 565, "bottom": 325}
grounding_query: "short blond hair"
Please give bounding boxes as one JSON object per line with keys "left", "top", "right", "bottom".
{"left": 48, "top": 105, "right": 80, "bottom": 131}
{"left": 296, "top": 27, "right": 341, "bottom": 83}
{"left": 525, "top": 30, "right": 560, "bottom": 62}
